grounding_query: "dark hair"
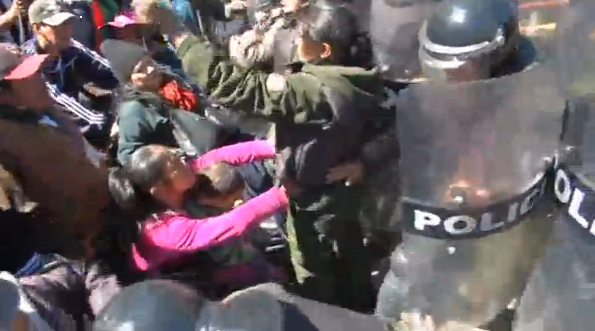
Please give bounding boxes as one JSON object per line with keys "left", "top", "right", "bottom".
{"left": 299, "top": 1, "right": 365, "bottom": 66}
{"left": 108, "top": 145, "right": 173, "bottom": 218}
{"left": 197, "top": 162, "right": 244, "bottom": 199}
{"left": 118, "top": 82, "right": 164, "bottom": 109}
{"left": 117, "top": 69, "right": 189, "bottom": 112}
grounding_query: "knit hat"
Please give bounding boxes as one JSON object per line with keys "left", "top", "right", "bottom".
{"left": 93, "top": 280, "right": 283, "bottom": 331}
{"left": 100, "top": 39, "right": 148, "bottom": 83}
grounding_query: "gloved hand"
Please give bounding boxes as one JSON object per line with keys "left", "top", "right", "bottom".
{"left": 132, "top": 0, "right": 185, "bottom": 36}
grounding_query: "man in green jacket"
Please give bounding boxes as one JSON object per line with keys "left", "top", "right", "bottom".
{"left": 133, "top": 0, "right": 393, "bottom": 311}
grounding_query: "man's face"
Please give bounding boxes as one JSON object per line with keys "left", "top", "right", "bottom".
{"left": 34, "top": 19, "right": 74, "bottom": 50}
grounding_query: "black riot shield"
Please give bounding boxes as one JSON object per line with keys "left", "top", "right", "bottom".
{"left": 376, "top": 65, "right": 564, "bottom": 328}
{"left": 367, "top": 0, "right": 441, "bottom": 82}
{"left": 514, "top": 4, "right": 595, "bottom": 331}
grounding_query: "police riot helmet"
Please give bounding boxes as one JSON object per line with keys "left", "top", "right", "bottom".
{"left": 419, "top": 0, "right": 522, "bottom": 82}
{"left": 366, "top": 0, "right": 440, "bottom": 82}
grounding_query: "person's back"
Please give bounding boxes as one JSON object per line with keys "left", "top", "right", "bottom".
{"left": 0, "top": 42, "right": 110, "bottom": 257}
{"left": 0, "top": 111, "right": 110, "bottom": 254}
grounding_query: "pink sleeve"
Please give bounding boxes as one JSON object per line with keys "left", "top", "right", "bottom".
{"left": 144, "top": 186, "right": 288, "bottom": 251}
{"left": 190, "top": 140, "right": 275, "bottom": 171}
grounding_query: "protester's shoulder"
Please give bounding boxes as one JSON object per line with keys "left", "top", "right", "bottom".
{"left": 118, "top": 100, "right": 149, "bottom": 119}
{"left": 70, "top": 39, "right": 111, "bottom": 64}
{"left": 0, "top": 116, "right": 35, "bottom": 141}
{"left": 284, "top": 71, "right": 325, "bottom": 95}
{"left": 305, "top": 64, "right": 382, "bottom": 87}
{"left": 305, "top": 64, "right": 369, "bottom": 76}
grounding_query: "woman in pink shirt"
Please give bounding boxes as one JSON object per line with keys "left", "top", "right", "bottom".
{"left": 108, "top": 140, "right": 288, "bottom": 297}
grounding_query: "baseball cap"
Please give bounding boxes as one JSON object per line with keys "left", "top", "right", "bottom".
{"left": 103, "top": 13, "right": 137, "bottom": 29}
{"left": 0, "top": 43, "right": 48, "bottom": 80}
{"left": 28, "top": 0, "right": 76, "bottom": 26}
{"left": 93, "top": 280, "right": 283, "bottom": 331}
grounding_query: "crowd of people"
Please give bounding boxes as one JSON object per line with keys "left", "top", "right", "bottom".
{"left": 0, "top": 0, "right": 395, "bottom": 328}
{"left": 0, "top": 0, "right": 585, "bottom": 329}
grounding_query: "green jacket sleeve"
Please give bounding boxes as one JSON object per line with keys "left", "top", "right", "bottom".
{"left": 176, "top": 35, "right": 325, "bottom": 123}
{"left": 116, "top": 101, "right": 152, "bottom": 165}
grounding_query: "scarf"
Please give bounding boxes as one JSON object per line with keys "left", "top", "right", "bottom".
{"left": 158, "top": 79, "right": 198, "bottom": 111}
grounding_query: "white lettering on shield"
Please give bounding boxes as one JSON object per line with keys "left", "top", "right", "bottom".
{"left": 555, "top": 168, "right": 595, "bottom": 236}
{"left": 413, "top": 179, "right": 546, "bottom": 236}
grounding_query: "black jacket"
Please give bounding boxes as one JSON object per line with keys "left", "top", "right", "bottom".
{"left": 116, "top": 87, "right": 235, "bottom": 165}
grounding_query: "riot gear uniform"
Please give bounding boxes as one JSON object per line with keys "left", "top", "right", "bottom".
{"left": 370, "top": 0, "right": 564, "bottom": 328}
{"left": 514, "top": 3, "right": 595, "bottom": 331}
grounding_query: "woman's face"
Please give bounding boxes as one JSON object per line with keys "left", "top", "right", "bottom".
{"left": 149, "top": 148, "right": 196, "bottom": 204}
{"left": 130, "top": 56, "right": 163, "bottom": 91}
{"left": 118, "top": 26, "right": 144, "bottom": 45}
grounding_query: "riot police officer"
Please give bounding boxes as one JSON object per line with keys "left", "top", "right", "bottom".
{"left": 373, "top": 0, "right": 562, "bottom": 329}
{"left": 514, "top": 3, "right": 595, "bottom": 331}
{"left": 417, "top": 0, "right": 529, "bottom": 82}
{"left": 371, "top": 0, "right": 531, "bottom": 83}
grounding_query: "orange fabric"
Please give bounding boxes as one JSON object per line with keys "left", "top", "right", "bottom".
{"left": 159, "top": 79, "right": 198, "bottom": 111}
